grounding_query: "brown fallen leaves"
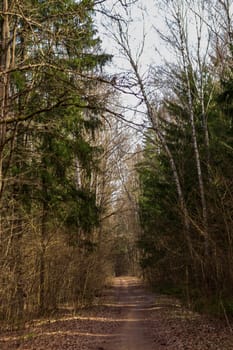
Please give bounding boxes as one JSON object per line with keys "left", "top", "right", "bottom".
{"left": 0, "top": 278, "right": 233, "bottom": 350}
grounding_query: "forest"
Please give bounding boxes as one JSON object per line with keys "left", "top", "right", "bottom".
{"left": 0, "top": 0, "right": 233, "bottom": 329}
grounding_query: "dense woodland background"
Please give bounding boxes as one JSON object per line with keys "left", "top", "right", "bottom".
{"left": 0, "top": 0, "right": 233, "bottom": 327}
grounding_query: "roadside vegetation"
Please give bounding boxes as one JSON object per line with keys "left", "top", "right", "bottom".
{"left": 0, "top": 0, "right": 233, "bottom": 330}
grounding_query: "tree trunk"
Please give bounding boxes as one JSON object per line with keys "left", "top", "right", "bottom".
{"left": 39, "top": 200, "right": 48, "bottom": 314}
{"left": 12, "top": 217, "right": 25, "bottom": 322}
{"left": 0, "top": 0, "right": 10, "bottom": 198}
{"left": 126, "top": 50, "right": 193, "bottom": 256}
{"left": 176, "top": 8, "right": 209, "bottom": 252}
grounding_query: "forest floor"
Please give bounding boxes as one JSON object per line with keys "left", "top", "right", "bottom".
{"left": 1, "top": 276, "right": 233, "bottom": 349}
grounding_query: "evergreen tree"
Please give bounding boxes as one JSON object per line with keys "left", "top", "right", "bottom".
{"left": 0, "top": 0, "right": 112, "bottom": 320}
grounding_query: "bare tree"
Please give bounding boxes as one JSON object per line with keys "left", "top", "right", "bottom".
{"left": 106, "top": 13, "right": 194, "bottom": 258}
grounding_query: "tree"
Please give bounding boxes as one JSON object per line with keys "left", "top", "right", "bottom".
{"left": 106, "top": 0, "right": 233, "bottom": 311}
{"left": 0, "top": 0, "right": 112, "bottom": 321}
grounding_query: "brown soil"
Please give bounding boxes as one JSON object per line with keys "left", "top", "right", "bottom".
{"left": 1, "top": 276, "right": 233, "bottom": 349}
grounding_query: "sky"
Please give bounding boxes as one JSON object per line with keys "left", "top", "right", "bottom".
{"left": 95, "top": 0, "right": 233, "bottom": 137}
{"left": 95, "top": 0, "right": 162, "bottom": 130}
{"left": 96, "top": 0, "right": 165, "bottom": 72}
{"left": 96, "top": 0, "right": 233, "bottom": 74}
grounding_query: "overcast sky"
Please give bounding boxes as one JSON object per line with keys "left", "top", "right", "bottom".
{"left": 96, "top": 0, "right": 166, "bottom": 72}
{"left": 95, "top": 0, "right": 176, "bottom": 132}
{"left": 95, "top": 0, "right": 233, "bottom": 134}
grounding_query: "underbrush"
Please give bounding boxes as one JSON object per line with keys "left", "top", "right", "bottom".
{"left": 192, "top": 295, "right": 233, "bottom": 319}
{"left": 149, "top": 279, "right": 233, "bottom": 320}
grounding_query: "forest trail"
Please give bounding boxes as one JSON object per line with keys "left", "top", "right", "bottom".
{"left": 102, "top": 276, "right": 155, "bottom": 350}
{"left": 1, "top": 276, "right": 233, "bottom": 349}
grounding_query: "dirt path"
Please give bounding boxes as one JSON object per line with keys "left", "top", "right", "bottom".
{"left": 1, "top": 276, "right": 233, "bottom": 349}
{"left": 102, "top": 276, "right": 155, "bottom": 350}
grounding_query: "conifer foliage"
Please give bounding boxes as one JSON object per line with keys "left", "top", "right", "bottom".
{"left": 0, "top": 0, "right": 111, "bottom": 322}
{"left": 136, "top": 1, "right": 233, "bottom": 312}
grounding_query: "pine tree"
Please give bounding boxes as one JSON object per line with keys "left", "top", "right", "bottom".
{"left": 0, "top": 0, "right": 111, "bottom": 320}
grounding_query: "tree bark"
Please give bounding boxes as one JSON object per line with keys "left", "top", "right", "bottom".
{"left": 0, "top": 0, "right": 10, "bottom": 198}
{"left": 176, "top": 7, "right": 209, "bottom": 251}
